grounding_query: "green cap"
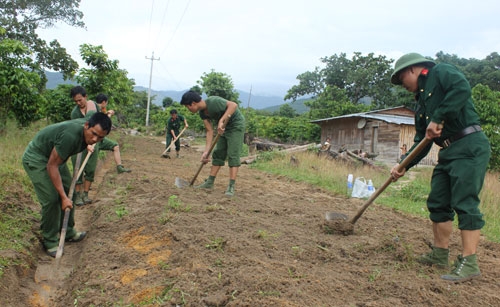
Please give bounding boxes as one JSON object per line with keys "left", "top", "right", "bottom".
{"left": 391, "top": 53, "right": 436, "bottom": 85}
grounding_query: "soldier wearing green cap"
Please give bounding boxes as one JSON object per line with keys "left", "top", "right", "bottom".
{"left": 390, "top": 53, "right": 490, "bottom": 282}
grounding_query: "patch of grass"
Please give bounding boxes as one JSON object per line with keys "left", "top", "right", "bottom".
{"left": 368, "top": 268, "right": 381, "bottom": 282}
{"left": 158, "top": 195, "right": 192, "bottom": 224}
{"left": 205, "top": 237, "right": 226, "bottom": 252}
{"left": 255, "top": 229, "right": 279, "bottom": 240}
{"left": 166, "top": 195, "right": 191, "bottom": 212}
{"left": 0, "top": 120, "right": 42, "bottom": 278}
{"left": 114, "top": 205, "right": 129, "bottom": 218}
{"left": 258, "top": 290, "right": 281, "bottom": 297}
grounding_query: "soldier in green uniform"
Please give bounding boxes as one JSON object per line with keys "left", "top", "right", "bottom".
{"left": 95, "top": 93, "right": 131, "bottom": 175}
{"left": 70, "top": 87, "right": 131, "bottom": 206}
{"left": 390, "top": 53, "right": 491, "bottom": 282}
{"left": 180, "top": 91, "right": 245, "bottom": 196}
{"left": 22, "top": 112, "right": 112, "bottom": 257}
{"left": 162, "top": 109, "right": 189, "bottom": 159}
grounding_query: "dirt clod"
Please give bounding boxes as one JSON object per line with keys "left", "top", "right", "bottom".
{"left": 322, "top": 219, "right": 355, "bottom": 235}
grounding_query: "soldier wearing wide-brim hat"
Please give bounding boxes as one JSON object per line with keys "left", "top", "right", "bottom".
{"left": 389, "top": 52, "right": 491, "bottom": 283}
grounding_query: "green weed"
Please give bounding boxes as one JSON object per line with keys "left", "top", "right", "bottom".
{"left": 115, "top": 205, "right": 128, "bottom": 218}
{"left": 368, "top": 268, "right": 381, "bottom": 282}
{"left": 258, "top": 290, "right": 281, "bottom": 297}
{"left": 205, "top": 237, "right": 226, "bottom": 252}
{"left": 255, "top": 229, "right": 279, "bottom": 240}
{"left": 167, "top": 195, "right": 191, "bottom": 212}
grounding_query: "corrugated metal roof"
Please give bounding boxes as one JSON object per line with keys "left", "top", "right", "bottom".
{"left": 310, "top": 106, "right": 415, "bottom": 125}
{"left": 311, "top": 113, "right": 414, "bottom": 125}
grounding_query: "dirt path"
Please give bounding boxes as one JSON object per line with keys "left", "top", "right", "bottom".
{"left": 4, "top": 133, "right": 500, "bottom": 306}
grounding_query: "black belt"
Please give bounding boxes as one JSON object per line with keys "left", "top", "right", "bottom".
{"left": 440, "top": 125, "right": 482, "bottom": 148}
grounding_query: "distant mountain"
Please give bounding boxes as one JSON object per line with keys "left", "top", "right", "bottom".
{"left": 44, "top": 71, "right": 308, "bottom": 113}
{"left": 133, "top": 86, "right": 309, "bottom": 113}
{"left": 260, "top": 98, "right": 310, "bottom": 114}
{"left": 45, "top": 71, "right": 77, "bottom": 88}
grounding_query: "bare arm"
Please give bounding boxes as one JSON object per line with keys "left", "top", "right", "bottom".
{"left": 47, "top": 147, "right": 73, "bottom": 211}
{"left": 217, "top": 100, "right": 238, "bottom": 134}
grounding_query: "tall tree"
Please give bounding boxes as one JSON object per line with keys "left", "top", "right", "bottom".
{"left": 435, "top": 51, "right": 500, "bottom": 91}
{"left": 0, "top": 31, "right": 43, "bottom": 132}
{"left": 472, "top": 84, "right": 500, "bottom": 170}
{"left": 276, "top": 103, "right": 298, "bottom": 118}
{"left": 0, "top": 0, "right": 84, "bottom": 131}
{"left": 42, "top": 84, "right": 75, "bottom": 123}
{"left": 76, "top": 44, "right": 135, "bottom": 125}
{"left": 0, "top": 0, "right": 83, "bottom": 80}
{"left": 197, "top": 70, "right": 240, "bottom": 103}
{"left": 162, "top": 97, "right": 174, "bottom": 108}
{"left": 285, "top": 52, "right": 394, "bottom": 117}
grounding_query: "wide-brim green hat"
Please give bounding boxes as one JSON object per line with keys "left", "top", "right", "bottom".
{"left": 391, "top": 53, "right": 436, "bottom": 85}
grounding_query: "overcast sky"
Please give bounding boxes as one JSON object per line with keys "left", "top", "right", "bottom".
{"left": 38, "top": 0, "right": 500, "bottom": 96}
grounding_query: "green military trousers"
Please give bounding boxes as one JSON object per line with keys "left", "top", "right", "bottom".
{"left": 22, "top": 157, "right": 78, "bottom": 249}
{"left": 427, "top": 132, "right": 490, "bottom": 230}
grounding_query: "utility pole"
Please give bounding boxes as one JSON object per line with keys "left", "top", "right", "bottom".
{"left": 145, "top": 51, "right": 160, "bottom": 126}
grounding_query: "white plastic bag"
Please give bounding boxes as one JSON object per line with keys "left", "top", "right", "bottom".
{"left": 351, "top": 177, "right": 375, "bottom": 198}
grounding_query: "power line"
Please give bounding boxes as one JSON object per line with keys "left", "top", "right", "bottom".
{"left": 153, "top": 0, "right": 171, "bottom": 51}
{"left": 158, "top": 0, "right": 191, "bottom": 56}
{"left": 145, "top": 52, "right": 160, "bottom": 126}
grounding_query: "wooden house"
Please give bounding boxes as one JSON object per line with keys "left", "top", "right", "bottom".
{"left": 310, "top": 106, "right": 440, "bottom": 166}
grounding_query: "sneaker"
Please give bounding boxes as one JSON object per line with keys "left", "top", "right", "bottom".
{"left": 225, "top": 184, "right": 235, "bottom": 196}
{"left": 74, "top": 191, "right": 85, "bottom": 206}
{"left": 176, "top": 153, "right": 180, "bottom": 158}
{"left": 83, "top": 192, "right": 92, "bottom": 204}
{"left": 65, "top": 231, "right": 87, "bottom": 242}
{"left": 441, "top": 254, "right": 481, "bottom": 282}
{"left": 117, "top": 165, "right": 131, "bottom": 173}
{"left": 45, "top": 246, "right": 58, "bottom": 258}
{"left": 195, "top": 177, "right": 215, "bottom": 189}
{"left": 417, "top": 246, "right": 449, "bottom": 268}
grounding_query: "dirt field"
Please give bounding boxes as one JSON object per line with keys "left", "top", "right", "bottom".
{"left": 2, "top": 132, "right": 500, "bottom": 306}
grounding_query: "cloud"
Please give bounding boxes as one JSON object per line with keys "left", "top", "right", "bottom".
{"left": 38, "top": 0, "right": 500, "bottom": 96}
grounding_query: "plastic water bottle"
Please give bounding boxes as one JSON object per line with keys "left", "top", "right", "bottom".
{"left": 347, "top": 174, "right": 353, "bottom": 196}
{"left": 367, "top": 179, "right": 374, "bottom": 193}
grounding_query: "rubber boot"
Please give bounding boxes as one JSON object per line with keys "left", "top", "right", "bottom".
{"left": 74, "top": 191, "right": 84, "bottom": 206}
{"left": 83, "top": 191, "right": 92, "bottom": 204}
{"left": 441, "top": 254, "right": 481, "bottom": 282}
{"left": 117, "top": 165, "right": 132, "bottom": 173}
{"left": 195, "top": 176, "right": 215, "bottom": 189}
{"left": 417, "top": 246, "right": 449, "bottom": 268}
{"left": 225, "top": 179, "right": 236, "bottom": 196}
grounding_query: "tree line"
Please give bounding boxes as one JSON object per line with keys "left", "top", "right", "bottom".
{"left": 1, "top": 0, "right": 500, "bottom": 169}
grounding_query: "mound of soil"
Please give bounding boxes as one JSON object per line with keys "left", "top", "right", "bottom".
{"left": 2, "top": 133, "right": 500, "bottom": 306}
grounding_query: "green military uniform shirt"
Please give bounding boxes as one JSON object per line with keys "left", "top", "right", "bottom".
{"left": 199, "top": 96, "right": 245, "bottom": 130}
{"left": 23, "top": 118, "right": 88, "bottom": 163}
{"left": 167, "top": 114, "right": 186, "bottom": 135}
{"left": 405, "top": 63, "right": 483, "bottom": 169}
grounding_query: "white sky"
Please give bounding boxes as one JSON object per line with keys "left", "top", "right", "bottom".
{"left": 38, "top": 0, "right": 500, "bottom": 96}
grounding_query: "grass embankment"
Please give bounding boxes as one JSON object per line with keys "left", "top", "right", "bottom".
{"left": 252, "top": 149, "right": 500, "bottom": 243}
{"left": 0, "top": 120, "right": 42, "bottom": 278}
